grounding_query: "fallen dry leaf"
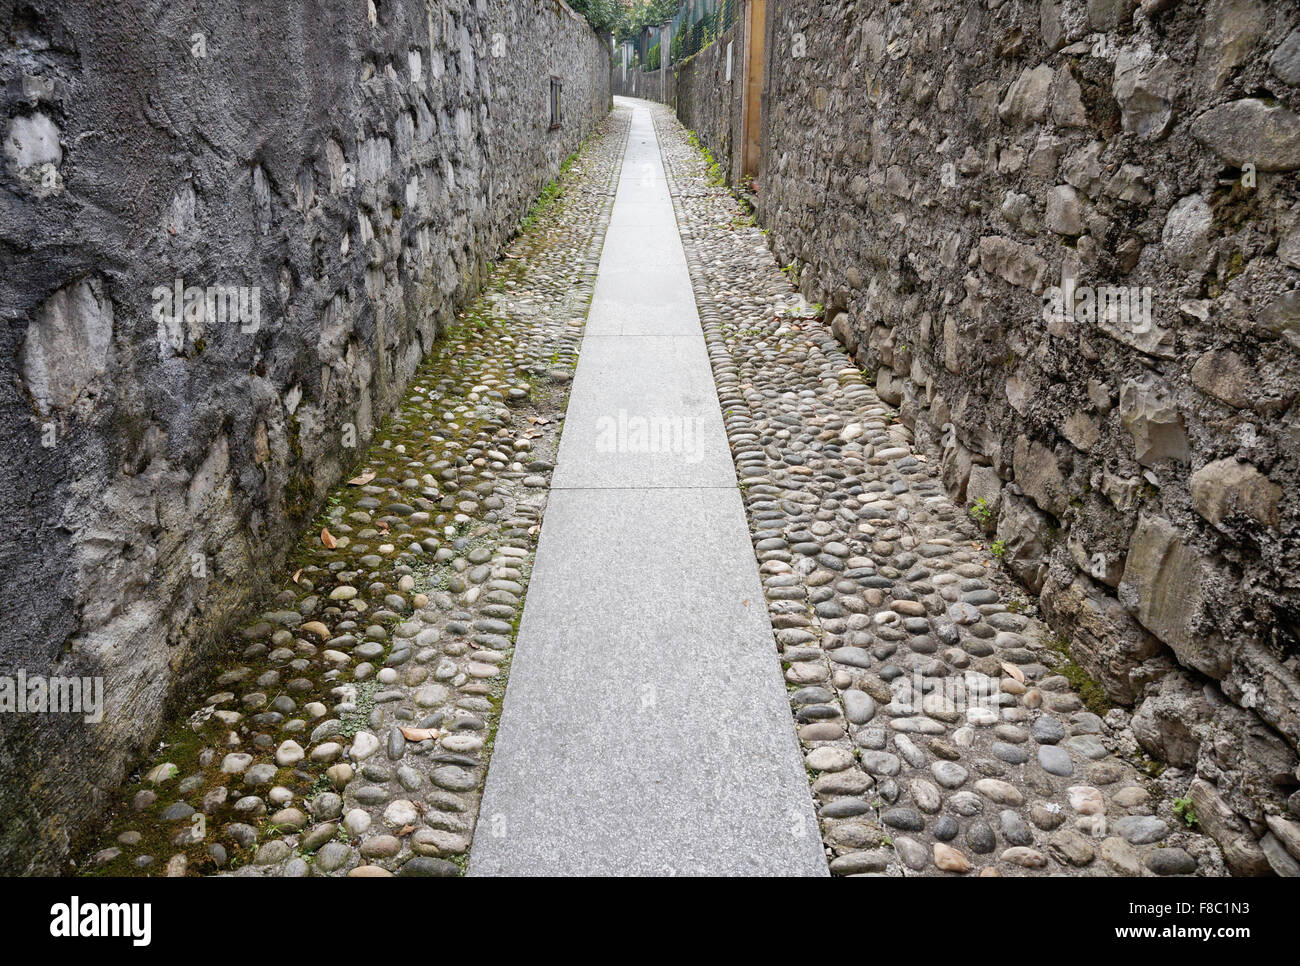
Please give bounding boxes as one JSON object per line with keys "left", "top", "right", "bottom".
{"left": 291, "top": 569, "right": 302, "bottom": 584}
{"left": 347, "top": 470, "right": 375, "bottom": 486}
{"left": 1001, "top": 662, "right": 1025, "bottom": 685}
{"left": 399, "top": 726, "right": 439, "bottom": 742}
{"left": 320, "top": 528, "right": 337, "bottom": 549}
{"left": 300, "top": 620, "right": 331, "bottom": 641}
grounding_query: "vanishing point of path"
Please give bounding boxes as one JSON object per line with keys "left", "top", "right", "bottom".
{"left": 77, "top": 100, "right": 1219, "bottom": 878}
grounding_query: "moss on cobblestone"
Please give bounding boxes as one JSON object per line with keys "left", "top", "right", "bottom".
{"left": 1043, "top": 633, "right": 1114, "bottom": 718}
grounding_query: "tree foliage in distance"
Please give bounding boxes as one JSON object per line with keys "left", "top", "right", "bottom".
{"left": 567, "top": 0, "right": 625, "bottom": 35}
{"left": 569, "top": 0, "right": 679, "bottom": 43}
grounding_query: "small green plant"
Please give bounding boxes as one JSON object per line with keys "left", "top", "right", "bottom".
{"left": 1173, "top": 796, "right": 1198, "bottom": 828}
{"left": 686, "top": 130, "right": 725, "bottom": 185}
{"left": 520, "top": 177, "right": 563, "bottom": 233}
{"left": 969, "top": 497, "right": 993, "bottom": 525}
{"left": 990, "top": 539, "right": 1007, "bottom": 559}
{"left": 1042, "top": 632, "right": 1115, "bottom": 718}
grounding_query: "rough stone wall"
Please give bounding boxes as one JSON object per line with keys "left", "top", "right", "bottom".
{"left": 756, "top": 0, "right": 1300, "bottom": 872}
{"left": 0, "top": 0, "right": 608, "bottom": 874}
{"left": 673, "top": 28, "right": 745, "bottom": 184}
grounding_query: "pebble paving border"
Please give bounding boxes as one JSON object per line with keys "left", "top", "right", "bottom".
{"left": 652, "top": 103, "right": 1225, "bottom": 878}
{"left": 75, "top": 107, "right": 632, "bottom": 877}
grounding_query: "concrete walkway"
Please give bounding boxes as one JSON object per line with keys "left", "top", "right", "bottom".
{"left": 470, "top": 101, "right": 827, "bottom": 876}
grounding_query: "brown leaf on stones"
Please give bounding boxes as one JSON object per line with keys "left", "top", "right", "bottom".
{"left": 292, "top": 569, "right": 302, "bottom": 584}
{"left": 395, "top": 824, "right": 416, "bottom": 837}
{"left": 933, "top": 842, "right": 972, "bottom": 873}
{"left": 398, "top": 727, "right": 439, "bottom": 742}
{"left": 320, "top": 528, "right": 337, "bottom": 549}
{"left": 347, "top": 470, "right": 376, "bottom": 486}
{"left": 1000, "top": 662, "right": 1025, "bottom": 685}
{"left": 301, "top": 621, "right": 330, "bottom": 641}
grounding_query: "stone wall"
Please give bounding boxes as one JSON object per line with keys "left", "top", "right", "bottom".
{"left": 753, "top": 0, "right": 1299, "bottom": 873}
{"left": 673, "top": 28, "right": 745, "bottom": 185}
{"left": 0, "top": 0, "right": 608, "bottom": 874}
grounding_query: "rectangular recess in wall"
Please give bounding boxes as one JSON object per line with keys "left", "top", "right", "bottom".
{"left": 550, "top": 76, "right": 563, "bottom": 130}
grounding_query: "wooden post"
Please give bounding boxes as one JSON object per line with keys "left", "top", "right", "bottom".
{"left": 741, "top": 0, "right": 767, "bottom": 179}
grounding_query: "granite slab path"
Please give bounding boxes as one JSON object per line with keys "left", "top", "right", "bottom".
{"left": 470, "top": 99, "right": 828, "bottom": 877}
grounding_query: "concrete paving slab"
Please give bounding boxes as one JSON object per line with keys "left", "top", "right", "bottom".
{"left": 469, "top": 488, "right": 827, "bottom": 877}
{"left": 584, "top": 269, "right": 700, "bottom": 336}
{"left": 550, "top": 336, "right": 734, "bottom": 488}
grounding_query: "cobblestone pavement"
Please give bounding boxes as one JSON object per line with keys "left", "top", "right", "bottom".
{"left": 652, "top": 103, "right": 1226, "bottom": 878}
{"left": 75, "top": 107, "right": 630, "bottom": 877}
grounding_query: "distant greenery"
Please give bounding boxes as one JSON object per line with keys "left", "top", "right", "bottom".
{"left": 567, "top": 0, "right": 625, "bottom": 35}
{"left": 569, "top": 0, "right": 678, "bottom": 43}
{"left": 624, "top": 0, "right": 678, "bottom": 41}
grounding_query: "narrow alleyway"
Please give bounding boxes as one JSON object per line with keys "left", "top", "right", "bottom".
{"left": 77, "top": 100, "right": 1217, "bottom": 878}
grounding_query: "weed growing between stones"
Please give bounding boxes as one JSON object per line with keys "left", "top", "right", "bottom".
{"left": 685, "top": 130, "right": 725, "bottom": 186}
